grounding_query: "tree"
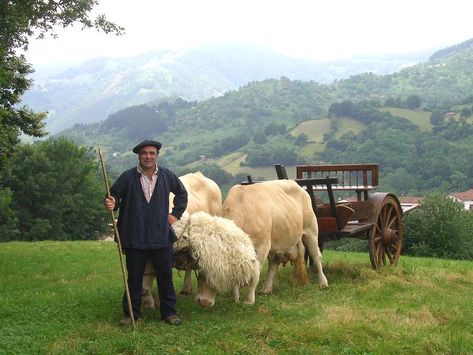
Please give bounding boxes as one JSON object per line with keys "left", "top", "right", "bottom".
{"left": 404, "top": 95, "right": 421, "bottom": 110}
{"left": 2, "top": 138, "right": 109, "bottom": 241}
{"left": 328, "top": 100, "right": 354, "bottom": 118}
{"left": 404, "top": 193, "right": 473, "bottom": 259}
{"left": 430, "top": 110, "right": 444, "bottom": 126}
{"left": 253, "top": 132, "right": 267, "bottom": 144}
{"left": 0, "top": 1, "right": 122, "bottom": 168}
{"left": 188, "top": 163, "right": 232, "bottom": 187}
{"left": 381, "top": 168, "right": 419, "bottom": 195}
{"left": 294, "top": 133, "right": 308, "bottom": 146}
{"left": 460, "top": 107, "right": 471, "bottom": 118}
{"left": 0, "top": 187, "right": 18, "bottom": 241}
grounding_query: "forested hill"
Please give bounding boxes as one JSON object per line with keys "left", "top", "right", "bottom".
{"left": 62, "top": 38, "right": 473, "bottom": 194}
{"left": 23, "top": 41, "right": 429, "bottom": 133}
{"left": 429, "top": 38, "right": 473, "bottom": 61}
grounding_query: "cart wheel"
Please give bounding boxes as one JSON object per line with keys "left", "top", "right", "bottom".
{"left": 369, "top": 193, "right": 403, "bottom": 270}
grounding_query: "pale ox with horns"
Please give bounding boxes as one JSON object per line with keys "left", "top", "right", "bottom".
{"left": 192, "top": 179, "right": 328, "bottom": 307}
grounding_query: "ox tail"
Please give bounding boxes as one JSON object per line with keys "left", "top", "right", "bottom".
{"left": 293, "top": 241, "right": 309, "bottom": 285}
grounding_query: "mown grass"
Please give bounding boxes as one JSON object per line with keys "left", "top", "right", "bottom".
{"left": 380, "top": 107, "right": 433, "bottom": 132}
{"left": 289, "top": 117, "right": 365, "bottom": 159}
{"left": 1, "top": 241, "right": 473, "bottom": 354}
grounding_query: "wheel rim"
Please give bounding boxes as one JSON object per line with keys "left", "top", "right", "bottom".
{"left": 369, "top": 195, "right": 403, "bottom": 270}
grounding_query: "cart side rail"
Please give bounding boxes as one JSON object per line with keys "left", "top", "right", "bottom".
{"left": 296, "top": 163, "right": 379, "bottom": 201}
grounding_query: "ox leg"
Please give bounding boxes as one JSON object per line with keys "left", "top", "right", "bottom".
{"left": 259, "top": 259, "right": 278, "bottom": 294}
{"left": 254, "top": 242, "right": 272, "bottom": 294}
{"left": 231, "top": 286, "right": 240, "bottom": 303}
{"left": 142, "top": 260, "right": 157, "bottom": 309}
{"left": 179, "top": 269, "right": 193, "bottom": 295}
{"left": 302, "top": 233, "right": 328, "bottom": 288}
{"left": 245, "top": 259, "right": 261, "bottom": 304}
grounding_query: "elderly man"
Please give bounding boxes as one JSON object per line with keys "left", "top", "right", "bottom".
{"left": 104, "top": 140, "right": 187, "bottom": 326}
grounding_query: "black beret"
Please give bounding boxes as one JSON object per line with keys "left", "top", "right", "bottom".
{"left": 132, "top": 140, "right": 162, "bottom": 154}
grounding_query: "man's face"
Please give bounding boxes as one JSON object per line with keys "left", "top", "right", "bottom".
{"left": 138, "top": 146, "right": 159, "bottom": 170}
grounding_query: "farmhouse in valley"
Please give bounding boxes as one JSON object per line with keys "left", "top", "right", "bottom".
{"left": 448, "top": 189, "right": 473, "bottom": 211}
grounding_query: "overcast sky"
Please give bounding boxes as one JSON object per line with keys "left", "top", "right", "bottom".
{"left": 25, "top": 0, "right": 473, "bottom": 66}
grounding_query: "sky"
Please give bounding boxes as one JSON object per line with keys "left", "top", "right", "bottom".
{"left": 25, "top": 0, "right": 473, "bottom": 66}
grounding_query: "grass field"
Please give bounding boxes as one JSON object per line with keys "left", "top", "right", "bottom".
{"left": 186, "top": 114, "right": 381, "bottom": 177}
{"left": 380, "top": 107, "right": 433, "bottom": 132}
{"left": 289, "top": 118, "right": 365, "bottom": 159}
{"left": 1, "top": 241, "right": 473, "bottom": 354}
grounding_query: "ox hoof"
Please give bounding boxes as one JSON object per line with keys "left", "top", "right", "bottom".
{"left": 197, "top": 298, "right": 214, "bottom": 308}
{"left": 142, "top": 298, "right": 155, "bottom": 310}
{"left": 244, "top": 300, "right": 255, "bottom": 305}
{"left": 258, "top": 289, "right": 272, "bottom": 295}
{"left": 179, "top": 289, "right": 192, "bottom": 295}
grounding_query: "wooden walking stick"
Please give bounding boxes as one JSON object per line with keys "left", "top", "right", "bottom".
{"left": 98, "top": 148, "right": 135, "bottom": 328}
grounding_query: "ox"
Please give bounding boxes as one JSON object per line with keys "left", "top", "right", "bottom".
{"left": 194, "top": 179, "right": 328, "bottom": 307}
{"left": 174, "top": 211, "right": 260, "bottom": 306}
{"left": 142, "top": 172, "right": 222, "bottom": 309}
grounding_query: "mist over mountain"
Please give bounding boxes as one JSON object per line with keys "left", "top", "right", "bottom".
{"left": 22, "top": 41, "right": 431, "bottom": 133}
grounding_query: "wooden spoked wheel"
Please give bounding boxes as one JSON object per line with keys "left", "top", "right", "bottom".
{"left": 369, "top": 194, "right": 403, "bottom": 270}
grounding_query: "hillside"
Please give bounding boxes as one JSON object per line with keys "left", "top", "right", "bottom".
{"left": 22, "top": 42, "right": 430, "bottom": 133}
{"left": 59, "top": 38, "right": 473, "bottom": 194}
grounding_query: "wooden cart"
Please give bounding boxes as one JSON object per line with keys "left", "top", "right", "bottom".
{"left": 274, "top": 163, "right": 419, "bottom": 270}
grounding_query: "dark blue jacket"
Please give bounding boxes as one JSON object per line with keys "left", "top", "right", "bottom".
{"left": 110, "top": 166, "right": 188, "bottom": 249}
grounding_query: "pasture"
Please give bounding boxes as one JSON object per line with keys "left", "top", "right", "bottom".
{"left": 1, "top": 241, "right": 473, "bottom": 354}
{"left": 289, "top": 117, "right": 365, "bottom": 159}
{"left": 380, "top": 107, "right": 433, "bottom": 132}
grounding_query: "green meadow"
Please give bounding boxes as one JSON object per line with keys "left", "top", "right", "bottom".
{"left": 380, "top": 107, "right": 433, "bottom": 132}
{"left": 1, "top": 241, "right": 473, "bottom": 354}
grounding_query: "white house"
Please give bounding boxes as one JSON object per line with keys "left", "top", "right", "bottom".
{"left": 448, "top": 189, "right": 473, "bottom": 211}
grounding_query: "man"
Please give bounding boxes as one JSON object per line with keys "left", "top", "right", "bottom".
{"left": 104, "top": 140, "right": 187, "bottom": 326}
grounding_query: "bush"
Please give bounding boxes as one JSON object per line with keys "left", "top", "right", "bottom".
{"left": 0, "top": 187, "right": 19, "bottom": 241}
{"left": 324, "top": 238, "right": 368, "bottom": 252}
{"left": 2, "top": 138, "right": 108, "bottom": 241}
{"left": 404, "top": 193, "right": 473, "bottom": 260}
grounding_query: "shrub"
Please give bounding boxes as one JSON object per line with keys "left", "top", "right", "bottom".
{"left": 404, "top": 193, "right": 473, "bottom": 260}
{"left": 2, "top": 138, "right": 108, "bottom": 241}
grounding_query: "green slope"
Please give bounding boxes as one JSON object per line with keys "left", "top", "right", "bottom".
{"left": 380, "top": 107, "right": 433, "bottom": 131}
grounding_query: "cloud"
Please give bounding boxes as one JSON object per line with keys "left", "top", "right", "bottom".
{"left": 25, "top": 0, "right": 473, "bottom": 65}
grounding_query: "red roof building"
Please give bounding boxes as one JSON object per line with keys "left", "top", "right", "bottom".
{"left": 448, "top": 189, "right": 473, "bottom": 210}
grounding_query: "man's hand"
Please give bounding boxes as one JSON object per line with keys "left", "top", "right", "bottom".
{"left": 168, "top": 214, "right": 178, "bottom": 225}
{"left": 104, "top": 196, "right": 116, "bottom": 211}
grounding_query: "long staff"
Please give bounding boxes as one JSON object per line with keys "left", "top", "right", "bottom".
{"left": 98, "top": 148, "right": 135, "bottom": 328}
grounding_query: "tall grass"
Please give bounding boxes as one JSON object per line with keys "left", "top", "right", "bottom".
{"left": 1, "top": 241, "right": 473, "bottom": 354}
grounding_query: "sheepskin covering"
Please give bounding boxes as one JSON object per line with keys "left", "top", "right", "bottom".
{"left": 185, "top": 211, "right": 258, "bottom": 293}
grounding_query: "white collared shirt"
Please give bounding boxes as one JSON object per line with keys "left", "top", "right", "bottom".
{"left": 137, "top": 164, "right": 159, "bottom": 202}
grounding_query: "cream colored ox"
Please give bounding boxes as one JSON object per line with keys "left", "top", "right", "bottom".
{"left": 194, "top": 179, "right": 328, "bottom": 307}
{"left": 174, "top": 211, "right": 260, "bottom": 306}
{"left": 142, "top": 172, "right": 222, "bottom": 309}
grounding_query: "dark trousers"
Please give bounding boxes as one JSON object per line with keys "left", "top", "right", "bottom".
{"left": 122, "top": 247, "right": 176, "bottom": 319}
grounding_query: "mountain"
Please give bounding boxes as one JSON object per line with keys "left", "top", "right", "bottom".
{"left": 59, "top": 38, "right": 473, "bottom": 194}
{"left": 22, "top": 41, "right": 431, "bottom": 133}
